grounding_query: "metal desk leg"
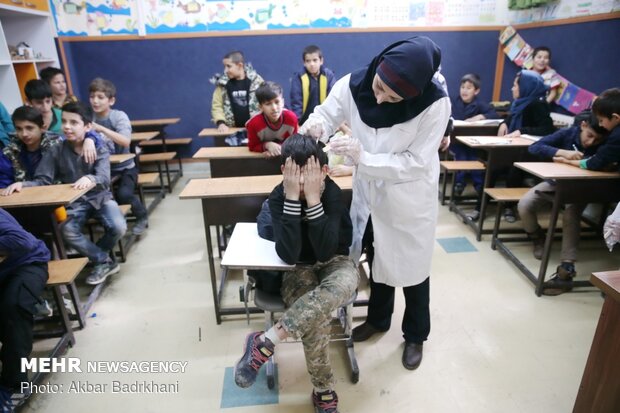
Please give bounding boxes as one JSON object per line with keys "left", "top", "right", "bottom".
{"left": 202, "top": 200, "right": 221, "bottom": 324}
{"left": 535, "top": 191, "right": 562, "bottom": 296}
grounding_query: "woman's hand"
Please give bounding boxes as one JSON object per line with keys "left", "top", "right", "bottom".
{"left": 282, "top": 157, "right": 301, "bottom": 201}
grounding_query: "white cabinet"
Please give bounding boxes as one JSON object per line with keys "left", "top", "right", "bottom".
{"left": 0, "top": 2, "right": 58, "bottom": 113}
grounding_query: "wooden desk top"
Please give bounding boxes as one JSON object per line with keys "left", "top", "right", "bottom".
{"left": 193, "top": 146, "right": 264, "bottom": 159}
{"left": 198, "top": 127, "right": 245, "bottom": 137}
{"left": 131, "top": 131, "right": 159, "bottom": 142}
{"left": 515, "top": 162, "right": 620, "bottom": 180}
{"left": 130, "top": 118, "right": 180, "bottom": 127}
{"left": 453, "top": 119, "right": 503, "bottom": 127}
{"left": 591, "top": 271, "right": 620, "bottom": 303}
{"left": 179, "top": 174, "right": 352, "bottom": 199}
{"left": 110, "top": 153, "right": 136, "bottom": 164}
{"left": 455, "top": 135, "right": 534, "bottom": 148}
{"left": 0, "top": 184, "right": 89, "bottom": 208}
{"left": 221, "top": 223, "right": 295, "bottom": 270}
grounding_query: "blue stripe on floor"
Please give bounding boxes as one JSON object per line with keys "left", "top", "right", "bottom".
{"left": 220, "top": 365, "right": 279, "bottom": 408}
{"left": 436, "top": 237, "right": 478, "bottom": 253}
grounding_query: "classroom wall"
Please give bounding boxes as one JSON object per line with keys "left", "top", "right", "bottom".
{"left": 62, "top": 30, "right": 500, "bottom": 156}
{"left": 498, "top": 17, "right": 620, "bottom": 102}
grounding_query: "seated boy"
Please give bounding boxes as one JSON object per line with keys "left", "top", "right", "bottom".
{"left": 517, "top": 111, "right": 607, "bottom": 295}
{"left": 0, "top": 106, "right": 98, "bottom": 188}
{"left": 0, "top": 208, "right": 50, "bottom": 410}
{"left": 39, "top": 67, "right": 78, "bottom": 109}
{"left": 246, "top": 81, "right": 298, "bottom": 157}
{"left": 211, "top": 51, "right": 264, "bottom": 133}
{"left": 2, "top": 102, "right": 127, "bottom": 286}
{"left": 450, "top": 73, "right": 498, "bottom": 196}
{"left": 290, "top": 45, "right": 336, "bottom": 125}
{"left": 24, "top": 80, "right": 62, "bottom": 134}
{"left": 234, "top": 134, "right": 359, "bottom": 413}
{"left": 89, "top": 78, "right": 148, "bottom": 235}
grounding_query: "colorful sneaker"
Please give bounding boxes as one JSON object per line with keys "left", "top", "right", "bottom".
{"left": 85, "top": 261, "right": 120, "bottom": 286}
{"left": 312, "top": 389, "right": 339, "bottom": 413}
{"left": 234, "top": 332, "right": 274, "bottom": 388}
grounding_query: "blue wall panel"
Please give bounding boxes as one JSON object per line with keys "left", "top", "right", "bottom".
{"left": 63, "top": 30, "right": 499, "bottom": 156}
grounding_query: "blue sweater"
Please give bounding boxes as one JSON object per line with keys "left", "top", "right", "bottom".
{"left": 529, "top": 126, "right": 600, "bottom": 160}
{"left": 451, "top": 96, "right": 498, "bottom": 121}
{"left": 584, "top": 126, "right": 620, "bottom": 171}
{"left": 0, "top": 208, "right": 50, "bottom": 283}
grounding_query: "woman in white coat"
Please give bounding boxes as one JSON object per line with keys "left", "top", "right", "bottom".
{"left": 301, "top": 36, "right": 451, "bottom": 370}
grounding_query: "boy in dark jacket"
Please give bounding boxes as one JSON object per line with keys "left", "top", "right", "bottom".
{"left": 0, "top": 208, "right": 50, "bottom": 410}
{"left": 233, "top": 134, "right": 358, "bottom": 413}
{"left": 517, "top": 111, "right": 607, "bottom": 295}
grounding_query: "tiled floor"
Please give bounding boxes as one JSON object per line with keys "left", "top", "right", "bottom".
{"left": 21, "top": 164, "right": 615, "bottom": 413}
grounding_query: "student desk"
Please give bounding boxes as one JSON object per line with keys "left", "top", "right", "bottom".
{"left": 110, "top": 153, "right": 136, "bottom": 164}
{"left": 495, "top": 162, "right": 620, "bottom": 296}
{"left": 131, "top": 131, "right": 159, "bottom": 142}
{"left": 198, "top": 127, "right": 245, "bottom": 147}
{"left": 0, "top": 184, "right": 91, "bottom": 326}
{"left": 193, "top": 147, "right": 281, "bottom": 178}
{"left": 452, "top": 136, "right": 534, "bottom": 240}
{"left": 131, "top": 118, "right": 180, "bottom": 151}
{"left": 574, "top": 270, "right": 620, "bottom": 412}
{"left": 452, "top": 119, "right": 502, "bottom": 137}
{"left": 179, "top": 174, "right": 353, "bottom": 324}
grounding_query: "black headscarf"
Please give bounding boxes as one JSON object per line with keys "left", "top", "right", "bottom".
{"left": 349, "top": 36, "right": 446, "bottom": 129}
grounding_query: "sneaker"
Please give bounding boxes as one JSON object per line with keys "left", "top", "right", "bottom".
{"left": 312, "top": 389, "right": 339, "bottom": 413}
{"left": 63, "top": 296, "right": 76, "bottom": 315}
{"left": 34, "top": 299, "right": 53, "bottom": 317}
{"left": 85, "top": 261, "right": 120, "bottom": 286}
{"left": 466, "top": 210, "right": 480, "bottom": 222}
{"left": 0, "top": 386, "right": 14, "bottom": 413}
{"left": 503, "top": 208, "right": 517, "bottom": 223}
{"left": 234, "top": 332, "right": 274, "bottom": 388}
{"left": 453, "top": 182, "right": 465, "bottom": 197}
{"left": 542, "top": 264, "right": 576, "bottom": 296}
{"left": 132, "top": 217, "right": 148, "bottom": 236}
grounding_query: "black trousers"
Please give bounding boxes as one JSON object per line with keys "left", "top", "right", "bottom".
{"left": 0, "top": 263, "right": 48, "bottom": 390}
{"left": 362, "top": 220, "right": 430, "bottom": 344}
{"left": 113, "top": 166, "right": 148, "bottom": 219}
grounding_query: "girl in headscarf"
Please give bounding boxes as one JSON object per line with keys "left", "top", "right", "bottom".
{"left": 301, "top": 36, "right": 451, "bottom": 378}
{"left": 498, "top": 70, "right": 555, "bottom": 138}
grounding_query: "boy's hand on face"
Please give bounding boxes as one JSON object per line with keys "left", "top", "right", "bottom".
{"left": 303, "top": 156, "right": 323, "bottom": 207}
{"left": 217, "top": 124, "right": 229, "bottom": 133}
{"left": 282, "top": 157, "right": 301, "bottom": 201}
{"left": 1, "top": 182, "right": 23, "bottom": 196}
{"left": 82, "top": 138, "right": 98, "bottom": 164}
{"left": 555, "top": 149, "right": 583, "bottom": 160}
{"left": 263, "top": 142, "right": 282, "bottom": 158}
{"left": 72, "top": 176, "right": 95, "bottom": 190}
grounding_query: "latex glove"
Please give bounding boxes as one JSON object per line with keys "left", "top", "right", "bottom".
{"left": 329, "top": 135, "right": 362, "bottom": 166}
{"left": 299, "top": 117, "right": 327, "bottom": 142}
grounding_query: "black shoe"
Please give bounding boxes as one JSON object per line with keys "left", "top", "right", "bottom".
{"left": 402, "top": 342, "right": 423, "bottom": 370}
{"left": 542, "top": 265, "right": 576, "bottom": 296}
{"left": 351, "top": 322, "right": 388, "bottom": 342}
{"left": 453, "top": 182, "right": 465, "bottom": 197}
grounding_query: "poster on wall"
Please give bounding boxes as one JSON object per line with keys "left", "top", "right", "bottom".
{"left": 51, "top": 0, "right": 140, "bottom": 36}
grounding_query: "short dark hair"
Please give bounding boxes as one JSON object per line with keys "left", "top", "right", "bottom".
{"left": 256, "top": 81, "right": 283, "bottom": 104}
{"left": 24, "top": 79, "right": 52, "bottom": 101}
{"left": 11, "top": 105, "right": 44, "bottom": 128}
{"left": 39, "top": 67, "right": 65, "bottom": 84}
{"left": 574, "top": 110, "right": 608, "bottom": 135}
{"left": 533, "top": 46, "right": 551, "bottom": 60}
{"left": 62, "top": 101, "right": 93, "bottom": 124}
{"left": 281, "top": 134, "right": 328, "bottom": 167}
{"left": 460, "top": 73, "right": 481, "bottom": 90}
{"left": 89, "top": 77, "right": 116, "bottom": 98}
{"left": 302, "top": 45, "right": 322, "bottom": 60}
{"left": 592, "top": 88, "right": 620, "bottom": 119}
{"left": 224, "top": 51, "right": 244, "bottom": 64}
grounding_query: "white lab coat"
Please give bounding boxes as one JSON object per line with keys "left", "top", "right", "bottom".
{"left": 307, "top": 75, "right": 451, "bottom": 287}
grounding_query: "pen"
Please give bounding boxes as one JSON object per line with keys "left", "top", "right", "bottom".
{"left": 572, "top": 144, "right": 579, "bottom": 152}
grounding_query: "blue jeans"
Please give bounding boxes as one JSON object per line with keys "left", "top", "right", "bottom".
{"left": 62, "top": 199, "right": 127, "bottom": 264}
{"left": 450, "top": 141, "right": 484, "bottom": 191}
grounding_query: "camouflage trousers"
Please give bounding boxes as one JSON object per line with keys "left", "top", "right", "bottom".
{"left": 279, "top": 255, "right": 359, "bottom": 390}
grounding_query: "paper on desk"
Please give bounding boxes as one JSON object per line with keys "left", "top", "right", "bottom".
{"left": 453, "top": 119, "right": 503, "bottom": 127}
{"left": 464, "top": 137, "right": 513, "bottom": 145}
{"left": 520, "top": 134, "right": 541, "bottom": 142}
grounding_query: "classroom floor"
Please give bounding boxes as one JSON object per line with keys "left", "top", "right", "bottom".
{"left": 21, "top": 163, "right": 617, "bottom": 413}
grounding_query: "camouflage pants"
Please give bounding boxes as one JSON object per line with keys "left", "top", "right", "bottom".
{"left": 279, "top": 255, "right": 359, "bottom": 389}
